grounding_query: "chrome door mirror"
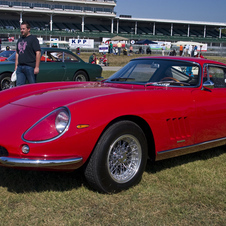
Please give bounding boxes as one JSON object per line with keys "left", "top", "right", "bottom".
{"left": 203, "top": 80, "right": 214, "bottom": 90}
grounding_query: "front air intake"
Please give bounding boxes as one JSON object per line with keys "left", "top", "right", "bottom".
{"left": 0, "top": 146, "right": 8, "bottom": 156}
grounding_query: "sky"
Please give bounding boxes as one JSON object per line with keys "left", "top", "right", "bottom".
{"left": 115, "top": 0, "right": 226, "bottom": 23}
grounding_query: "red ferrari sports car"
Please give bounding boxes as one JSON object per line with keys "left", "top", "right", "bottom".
{"left": 0, "top": 56, "right": 226, "bottom": 193}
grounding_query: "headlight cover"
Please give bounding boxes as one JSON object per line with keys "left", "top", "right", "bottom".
{"left": 22, "top": 107, "right": 71, "bottom": 143}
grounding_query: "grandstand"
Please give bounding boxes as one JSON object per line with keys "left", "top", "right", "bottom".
{"left": 0, "top": 0, "right": 226, "bottom": 45}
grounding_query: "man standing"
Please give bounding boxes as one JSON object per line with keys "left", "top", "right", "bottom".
{"left": 162, "top": 44, "right": 166, "bottom": 56}
{"left": 117, "top": 41, "right": 122, "bottom": 56}
{"left": 15, "top": 21, "right": 41, "bottom": 86}
{"left": 179, "top": 45, "right": 183, "bottom": 56}
{"left": 109, "top": 42, "right": 113, "bottom": 54}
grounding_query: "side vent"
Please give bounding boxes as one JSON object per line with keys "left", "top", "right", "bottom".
{"left": 166, "top": 117, "right": 191, "bottom": 141}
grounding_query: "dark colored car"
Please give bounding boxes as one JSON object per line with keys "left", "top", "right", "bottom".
{"left": 0, "top": 48, "right": 102, "bottom": 90}
{"left": 0, "top": 50, "right": 15, "bottom": 62}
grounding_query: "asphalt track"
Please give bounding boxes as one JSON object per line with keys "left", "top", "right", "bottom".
{"left": 101, "top": 66, "right": 122, "bottom": 71}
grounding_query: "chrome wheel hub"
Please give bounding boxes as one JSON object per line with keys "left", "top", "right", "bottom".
{"left": 107, "top": 134, "right": 142, "bottom": 183}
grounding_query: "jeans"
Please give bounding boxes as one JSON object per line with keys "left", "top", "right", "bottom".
{"left": 118, "top": 47, "right": 121, "bottom": 56}
{"left": 16, "top": 65, "right": 36, "bottom": 86}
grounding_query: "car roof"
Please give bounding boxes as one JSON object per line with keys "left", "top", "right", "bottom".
{"left": 40, "top": 47, "right": 71, "bottom": 52}
{"left": 134, "top": 56, "right": 226, "bottom": 66}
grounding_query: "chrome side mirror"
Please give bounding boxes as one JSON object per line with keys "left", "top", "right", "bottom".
{"left": 203, "top": 80, "right": 214, "bottom": 90}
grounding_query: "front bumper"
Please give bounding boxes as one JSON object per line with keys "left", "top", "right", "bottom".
{"left": 0, "top": 156, "right": 83, "bottom": 170}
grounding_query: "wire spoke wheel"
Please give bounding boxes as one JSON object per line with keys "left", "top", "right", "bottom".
{"left": 108, "top": 135, "right": 142, "bottom": 183}
{"left": 84, "top": 120, "right": 148, "bottom": 193}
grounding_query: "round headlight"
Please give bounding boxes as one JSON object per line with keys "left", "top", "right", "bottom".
{"left": 55, "top": 110, "right": 70, "bottom": 133}
{"left": 22, "top": 107, "right": 71, "bottom": 143}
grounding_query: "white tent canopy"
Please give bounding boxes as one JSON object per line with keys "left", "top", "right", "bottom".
{"left": 172, "top": 41, "right": 205, "bottom": 46}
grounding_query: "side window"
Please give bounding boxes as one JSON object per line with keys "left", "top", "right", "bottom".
{"left": 208, "top": 66, "right": 226, "bottom": 88}
{"left": 41, "top": 51, "right": 55, "bottom": 62}
{"left": 64, "top": 52, "right": 79, "bottom": 62}
{"left": 41, "top": 51, "right": 63, "bottom": 62}
{"left": 165, "top": 64, "right": 200, "bottom": 86}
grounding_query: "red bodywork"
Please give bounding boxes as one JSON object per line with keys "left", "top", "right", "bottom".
{"left": 0, "top": 56, "right": 226, "bottom": 171}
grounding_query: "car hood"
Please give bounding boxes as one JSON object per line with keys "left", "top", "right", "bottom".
{"left": 7, "top": 82, "right": 134, "bottom": 110}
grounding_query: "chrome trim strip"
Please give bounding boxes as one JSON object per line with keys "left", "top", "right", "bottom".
{"left": 156, "top": 137, "right": 226, "bottom": 161}
{"left": 0, "top": 157, "right": 83, "bottom": 168}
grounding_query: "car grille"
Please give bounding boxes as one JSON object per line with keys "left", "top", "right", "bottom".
{"left": 0, "top": 146, "right": 8, "bottom": 156}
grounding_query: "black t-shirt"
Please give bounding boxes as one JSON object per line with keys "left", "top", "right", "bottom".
{"left": 16, "top": 35, "right": 41, "bottom": 68}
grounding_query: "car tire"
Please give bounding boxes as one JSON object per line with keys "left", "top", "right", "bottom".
{"left": 73, "top": 71, "right": 88, "bottom": 81}
{"left": 0, "top": 73, "right": 11, "bottom": 91}
{"left": 84, "top": 120, "right": 148, "bottom": 193}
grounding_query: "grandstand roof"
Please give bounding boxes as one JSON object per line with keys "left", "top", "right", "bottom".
{"left": 117, "top": 17, "right": 226, "bottom": 27}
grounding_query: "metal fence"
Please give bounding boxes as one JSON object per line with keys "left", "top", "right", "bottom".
{"left": 2, "top": 42, "right": 226, "bottom": 57}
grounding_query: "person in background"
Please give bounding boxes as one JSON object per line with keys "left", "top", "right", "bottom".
{"left": 139, "top": 47, "right": 143, "bottom": 54}
{"left": 109, "top": 42, "right": 113, "bottom": 54}
{"left": 129, "top": 45, "right": 133, "bottom": 54}
{"left": 194, "top": 45, "right": 198, "bottom": 56}
{"left": 15, "top": 21, "right": 41, "bottom": 86}
{"left": 117, "top": 41, "right": 122, "bottom": 55}
{"left": 191, "top": 45, "right": 195, "bottom": 57}
{"left": 179, "top": 45, "right": 183, "bottom": 56}
{"left": 183, "top": 45, "right": 189, "bottom": 56}
{"left": 89, "top": 53, "right": 96, "bottom": 64}
{"left": 146, "top": 47, "right": 152, "bottom": 54}
{"left": 162, "top": 44, "right": 166, "bottom": 56}
{"left": 99, "top": 54, "right": 108, "bottom": 66}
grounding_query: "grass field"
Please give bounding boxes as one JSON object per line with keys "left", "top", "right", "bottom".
{"left": 0, "top": 53, "right": 226, "bottom": 225}
{"left": 78, "top": 52, "right": 226, "bottom": 67}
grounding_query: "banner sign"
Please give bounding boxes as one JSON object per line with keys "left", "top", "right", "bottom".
{"left": 69, "top": 39, "right": 94, "bottom": 49}
{"left": 150, "top": 41, "right": 171, "bottom": 50}
{"left": 99, "top": 44, "right": 108, "bottom": 53}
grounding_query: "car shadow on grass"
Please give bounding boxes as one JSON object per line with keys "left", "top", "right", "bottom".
{"left": 0, "top": 167, "right": 87, "bottom": 193}
{"left": 0, "top": 146, "right": 225, "bottom": 193}
{"left": 146, "top": 146, "right": 226, "bottom": 174}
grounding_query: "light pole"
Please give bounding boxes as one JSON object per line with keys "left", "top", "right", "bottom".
{"left": 45, "top": 24, "right": 48, "bottom": 41}
{"left": 130, "top": 28, "right": 134, "bottom": 41}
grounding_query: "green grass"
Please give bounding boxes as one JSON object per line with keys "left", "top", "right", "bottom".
{"left": 0, "top": 54, "right": 226, "bottom": 225}
{"left": 78, "top": 52, "right": 226, "bottom": 67}
{"left": 0, "top": 148, "right": 225, "bottom": 225}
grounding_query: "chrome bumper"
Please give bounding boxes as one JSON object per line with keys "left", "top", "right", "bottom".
{"left": 0, "top": 156, "right": 83, "bottom": 169}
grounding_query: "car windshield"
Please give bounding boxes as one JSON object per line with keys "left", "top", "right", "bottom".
{"left": 0, "top": 50, "right": 15, "bottom": 58}
{"left": 6, "top": 52, "right": 16, "bottom": 61}
{"left": 105, "top": 59, "right": 201, "bottom": 87}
